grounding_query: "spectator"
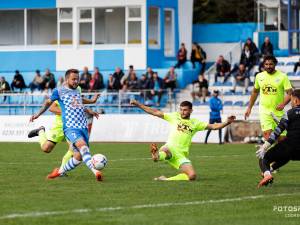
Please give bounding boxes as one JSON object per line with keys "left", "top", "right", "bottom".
{"left": 0, "top": 76, "right": 11, "bottom": 102}
{"left": 125, "top": 72, "right": 139, "bottom": 91}
{"left": 204, "top": 90, "right": 223, "bottom": 144}
{"left": 164, "top": 66, "right": 177, "bottom": 91}
{"left": 121, "top": 65, "right": 134, "bottom": 86}
{"left": 89, "top": 67, "right": 104, "bottom": 91}
{"left": 244, "top": 38, "right": 259, "bottom": 63}
{"left": 190, "top": 43, "right": 206, "bottom": 73}
{"left": 107, "top": 74, "right": 116, "bottom": 92}
{"left": 175, "top": 43, "right": 187, "bottom": 68}
{"left": 240, "top": 45, "right": 255, "bottom": 72}
{"left": 41, "top": 69, "right": 56, "bottom": 91}
{"left": 231, "top": 64, "right": 250, "bottom": 94}
{"left": 138, "top": 74, "right": 149, "bottom": 100}
{"left": 11, "top": 70, "right": 26, "bottom": 91}
{"left": 214, "top": 55, "right": 231, "bottom": 83}
{"left": 79, "top": 66, "right": 92, "bottom": 91}
{"left": 57, "top": 76, "right": 64, "bottom": 88}
{"left": 293, "top": 58, "right": 300, "bottom": 73}
{"left": 145, "top": 67, "right": 154, "bottom": 79}
{"left": 28, "top": 70, "right": 43, "bottom": 92}
{"left": 148, "top": 72, "right": 164, "bottom": 106}
{"left": 260, "top": 36, "right": 274, "bottom": 57}
{"left": 191, "top": 74, "right": 209, "bottom": 103}
{"left": 112, "top": 67, "right": 124, "bottom": 90}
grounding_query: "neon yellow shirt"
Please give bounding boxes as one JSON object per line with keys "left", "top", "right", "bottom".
{"left": 163, "top": 112, "right": 208, "bottom": 153}
{"left": 254, "top": 70, "right": 292, "bottom": 116}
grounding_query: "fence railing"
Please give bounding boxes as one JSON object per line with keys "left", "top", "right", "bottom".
{"left": 0, "top": 89, "right": 178, "bottom": 115}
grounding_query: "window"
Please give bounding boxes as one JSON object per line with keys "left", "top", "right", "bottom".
{"left": 27, "top": 9, "right": 57, "bottom": 45}
{"left": 78, "top": 8, "right": 93, "bottom": 45}
{"left": 164, "top": 9, "right": 174, "bottom": 56}
{"left": 95, "top": 7, "right": 125, "bottom": 44}
{"left": 148, "top": 7, "right": 160, "bottom": 48}
{"left": 0, "top": 10, "right": 24, "bottom": 45}
{"left": 127, "top": 7, "right": 142, "bottom": 44}
{"left": 58, "top": 8, "right": 73, "bottom": 45}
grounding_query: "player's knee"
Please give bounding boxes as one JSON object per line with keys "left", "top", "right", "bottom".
{"left": 73, "top": 152, "right": 82, "bottom": 161}
{"left": 188, "top": 173, "right": 197, "bottom": 181}
{"left": 41, "top": 145, "right": 52, "bottom": 153}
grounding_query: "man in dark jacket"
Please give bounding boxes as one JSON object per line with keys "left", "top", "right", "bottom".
{"left": 261, "top": 36, "right": 274, "bottom": 57}
{"left": 11, "top": 70, "right": 26, "bottom": 91}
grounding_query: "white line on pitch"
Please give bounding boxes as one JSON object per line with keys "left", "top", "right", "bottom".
{"left": 0, "top": 192, "right": 299, "bottom": 220}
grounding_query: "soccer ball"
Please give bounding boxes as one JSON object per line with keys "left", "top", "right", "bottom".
{"left": 92, "top": 154, "right": 107, "bottom": 170}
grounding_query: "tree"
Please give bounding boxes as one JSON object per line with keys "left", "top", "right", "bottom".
{"left": 193, "top": 0, "right": 255, "bottom": 24}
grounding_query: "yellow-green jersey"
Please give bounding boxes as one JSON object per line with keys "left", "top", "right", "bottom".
{"left": 254, "top": 70, "right": 292, "bottom": 117}
{"left": 163, "top": 112, "right": 208, "bottom": 153}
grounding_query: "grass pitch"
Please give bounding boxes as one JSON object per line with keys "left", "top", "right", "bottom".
{"left": 0, "top": 142, "right": 299, "bottom": 225}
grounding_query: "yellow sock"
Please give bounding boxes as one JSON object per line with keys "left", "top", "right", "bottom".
{"left": 39, "top": 130, "right": 47, "bottom": 148}
{"left": 61, "top": 149, "right": 73, "bottom": 167}
{"left": 166, "top": 173, "right": 189, "bottom": 181}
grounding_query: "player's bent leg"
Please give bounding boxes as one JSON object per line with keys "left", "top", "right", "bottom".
{"left": 75, "top": 139, "right": 103, "bottom": 181}
{"left": 41, "top": 141, "right": 56, "bottom": 153}
{"left": 263, "top": 130, "right": 272, "bottom": 140}
{"left": 180, "top": 163, "right": 196, "bottom": 181}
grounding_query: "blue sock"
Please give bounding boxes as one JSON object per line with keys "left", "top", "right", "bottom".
{"left": 59, "top": 157, "right": 81, "bottom": 174}
{"left": 79, "top": 146, "right": 97, "bottom": 174}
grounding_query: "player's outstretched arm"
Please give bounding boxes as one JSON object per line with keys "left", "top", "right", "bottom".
{"left": 130, "top": 99, "right": 164, "bottom": 118}
{"left": 84, "top": 108, "right": 100, "bottom": 119}
{"left": 82, "top": 93, "right": 101, "bottom": 104}
{"left": 30, "top": 99, "right": 53, "bottom": 122}
{"left": 244, "top": 88, "right": 259, "bottom": 120}
{"left": 206, "top": 115, "right": 236, "bottom": 130}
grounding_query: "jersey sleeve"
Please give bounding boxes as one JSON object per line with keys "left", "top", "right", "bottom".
{"left": 196, "top": 121, "right": 208, "bottom": 131}
{"left": 283, "top": 74, "right": 292, "bottom": 90}
{"left": 254, "top": 74, "right": 260, "bottom": 90}
{"left": 50, "top": 89, "right": 59, "bottom": 102}
{"left": 163, "top": 112, "right": 177, "bottom": 123}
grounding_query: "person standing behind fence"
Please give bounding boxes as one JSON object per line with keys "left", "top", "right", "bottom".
{"left": 205, "top": 90, "right": 223, "bottom": 144}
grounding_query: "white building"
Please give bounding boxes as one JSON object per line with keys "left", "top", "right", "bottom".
{"left": 0, "top": 0, "right": 193, "bottom": 71}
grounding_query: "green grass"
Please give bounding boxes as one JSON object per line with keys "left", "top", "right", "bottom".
{"left": 0, "top": 142, "right": 300, "bottom": 225}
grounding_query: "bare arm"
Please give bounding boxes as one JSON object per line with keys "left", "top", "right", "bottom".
{"left": 84, "top": 108, "right": 100, "bottom": 119}
{"left": 49, "top": 102, "right": 61, "bottom": 115}
{"left": 82, "top": 93, "right": 100, "bottom": 104}
{"left": 276, "top": 89, "right": 292, "bottom": 111}
{"left": 29, "top": 99, "right": 53, "bottom": 122}
{"left": 244, "top": 88, "right": 259, "bottom": 120}
{"left": 130, "top": 99, "right": 164, "bottom": 118}
{"left": 206, "top": 115, "right": 236, "bottom": 130}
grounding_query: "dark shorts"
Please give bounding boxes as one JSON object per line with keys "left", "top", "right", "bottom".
{"left": 209, "top": 118, "right": 222, "bottom": 124}
{"left": 265, "top": 140, "right": 300, "bottom": 162}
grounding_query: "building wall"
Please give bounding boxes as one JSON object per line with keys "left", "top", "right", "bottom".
{"left": 0, "top": 0, "right": 186, "bottom": 71}
{"left": 146, "top": 0, "right": 179, "bottom": 68}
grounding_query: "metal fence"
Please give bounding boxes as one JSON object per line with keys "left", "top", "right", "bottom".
{"left": 0, "top": 89, "right": 178, "bottom": 115}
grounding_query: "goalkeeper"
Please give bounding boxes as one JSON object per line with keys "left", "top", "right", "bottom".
{"left": 256, "top": 89, "right": 300, "bottom": 188}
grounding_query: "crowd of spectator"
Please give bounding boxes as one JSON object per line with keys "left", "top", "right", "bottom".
{"left": 0, "top": 65, "right": 180, "bottom": 106}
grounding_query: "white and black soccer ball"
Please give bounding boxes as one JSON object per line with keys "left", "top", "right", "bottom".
{"left": 92, "top": 154, "right": 107, "bottom": 170}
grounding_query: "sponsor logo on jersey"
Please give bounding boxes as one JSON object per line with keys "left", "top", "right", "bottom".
{"left": 262, "top": 84, "right": 277, "bottom": 95}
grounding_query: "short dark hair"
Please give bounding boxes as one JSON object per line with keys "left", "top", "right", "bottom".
{"left": 180, "top": 101, "right": 193, "bottom": 109}
{"left": 292, "top": 89, "right": 300, "bottom": 99}
{"left": 65, "top": 69, "right": 79, "bottom": 78}
{"left": 263, "top": 55, "right": 278, "bottom": 65}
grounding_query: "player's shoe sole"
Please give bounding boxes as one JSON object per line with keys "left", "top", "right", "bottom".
{"left": 154, "top": 175, "right": 167, "bottom": 181}
{"left": 95, "top": 171, "right": 103, "bottom": 181}
{"left": 28, "top": 126, "right": 45, "bottom": 138}
{"left": 150, "top": 143, "right": 159, "bottom": 162}
{"left": 257, "top": 175, "right": 274, "bottom": 188}
{"left": 47, "top": 168, "right": 61, "bottom": 179}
